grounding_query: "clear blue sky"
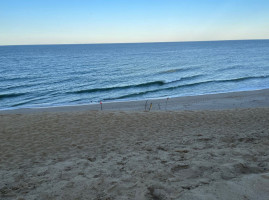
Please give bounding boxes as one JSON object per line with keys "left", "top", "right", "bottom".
{"left": 1, "top": 0, "right": 269, "bottom": 45}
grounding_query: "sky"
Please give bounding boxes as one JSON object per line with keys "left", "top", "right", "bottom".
{"left": 0, "top": 0, "right": 269, "bottom": 45}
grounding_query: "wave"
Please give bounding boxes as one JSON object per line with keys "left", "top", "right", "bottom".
{"left": 1, "top": 76, "right": 35, "bottom": 82}
{"left": 0, "top": 93, "right": 26, "bottom": 100}
{"left": 168, "top": 74, "right": 203, "bottom": 84}
{"left": 72, "top": 80, "right": 165, "bottom": 94}
{"left": 104, "top": 81, "right": 210, "bottom": 101}
{"left": 11, "top": 99, "right": 41, "bottom": 107}
{"left": 217, "top": 75, "right": 269, "bottom": 83}
{"left": 157, "top": 68, "right": 189, "bottom": 75}
{"left": 104, "top": 75, "right": 269, "bottom": 101}
{"left": 216, "top": 65, "right": 244, "bottom": 72}
{"left": 1, "top": 82, "right": 40, "bottom": 91}
{"left": 71, "top": 74, "right": 204, "bottom": 95}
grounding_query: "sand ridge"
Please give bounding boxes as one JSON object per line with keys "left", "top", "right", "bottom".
{"left": 1, "top": 108, "right": 269, "bottom": 199}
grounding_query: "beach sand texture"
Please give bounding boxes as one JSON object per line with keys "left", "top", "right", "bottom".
{"left": 1, "top": 105, "right": 269, "bottom": 199}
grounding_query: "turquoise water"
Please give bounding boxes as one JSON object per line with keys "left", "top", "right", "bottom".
{"left": 1, "top": 40, "right": 269, "bottom": 110}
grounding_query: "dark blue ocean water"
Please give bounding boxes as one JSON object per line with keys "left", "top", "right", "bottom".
{"left": 1, "top": 40, "right": 269, "bottom": 110}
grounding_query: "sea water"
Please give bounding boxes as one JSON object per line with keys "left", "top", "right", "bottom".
{"left": 1, "top": 40, "right": 269, "bottom": 110}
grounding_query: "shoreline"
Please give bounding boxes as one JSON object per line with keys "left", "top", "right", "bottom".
{"left": 1, "top": 88, "right": 269, "bottom": 114}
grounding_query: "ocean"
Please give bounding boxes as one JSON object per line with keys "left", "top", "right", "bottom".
{"left": 1, "top": 40, "right": 269, "bottom": 110}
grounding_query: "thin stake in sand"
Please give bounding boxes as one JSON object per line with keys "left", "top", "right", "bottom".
{"left": 144, "top": 100, "right": 153, "bottom": 111}
{"left": 165, "top": 97, "right": 169, "bottom": 111}
{"left": 149, "top": 102, "right": 153, "bottom": 111}
{"left": 144, "top": 100, "right": 148, "bottom": 111}
{"left": 100, "top": 101, "right": 103, "bottom": 110}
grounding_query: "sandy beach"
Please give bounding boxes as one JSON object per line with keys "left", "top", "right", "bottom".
{"left": 1, "top": 89, "right": 269, "bottom": 199}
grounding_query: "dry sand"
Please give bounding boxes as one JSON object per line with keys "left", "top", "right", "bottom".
{"left": 1, "top": 90, "right": 269, "bottom": 199}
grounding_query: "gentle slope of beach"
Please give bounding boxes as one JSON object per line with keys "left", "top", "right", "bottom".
{"left": 1, "top": 90, "right": 269, "bottom": 199}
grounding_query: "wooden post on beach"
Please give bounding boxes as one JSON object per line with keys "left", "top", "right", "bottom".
{"left": 145, "top": 100, "right": 148, "bottom": 111}
{"left": 165, "top": 98, "right": 169, "bottom": 111}
{"left": 100, "top": 101, "right": 103, "bottom": 110}
{"left": 149, "top": 103, "right": 152, "bottom": 111}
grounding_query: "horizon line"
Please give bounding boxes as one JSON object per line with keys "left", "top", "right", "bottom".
{"left": 1, "top": 38, "right": 268, "bottom": 47}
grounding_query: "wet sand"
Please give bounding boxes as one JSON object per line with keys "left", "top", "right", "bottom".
{"left": 1, "top": 88, "right": 269, "bottom": 114}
